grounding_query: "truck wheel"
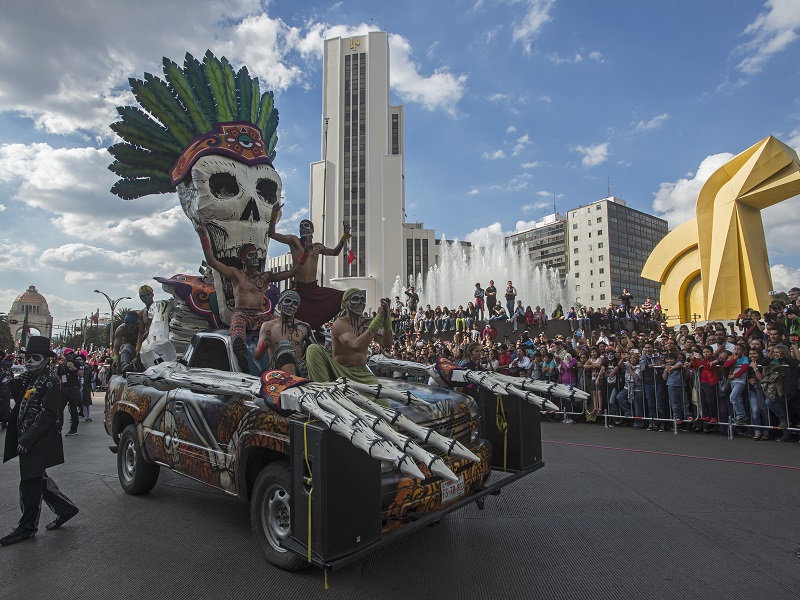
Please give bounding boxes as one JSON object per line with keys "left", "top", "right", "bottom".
{"left": 250, "top": 462, "right": 307, "bottom": 571}
{"left": 118, "top": 424, "right": 160, "bottom": 495}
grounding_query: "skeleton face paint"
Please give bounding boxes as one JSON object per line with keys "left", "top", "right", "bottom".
{"left": 278, "top": 290, "right": 301, "bottom": 317}
{"left": 25, "top": 353, "right": 47, "bottom": 373}
{"left": 347, "top": 293, "right": 367, "bottom": 316}
{"left": 177, "top": 155, "right": 282, "bottom": 324}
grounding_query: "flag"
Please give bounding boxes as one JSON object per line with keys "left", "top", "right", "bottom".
{"left": 91, "top": 309, "right": 100, "bottom": 324}
{"left": 20, "top": 307, "right": 30, "bottom": 349}
{"left": 347, "top": 249, "right": 356, "bottom": 265}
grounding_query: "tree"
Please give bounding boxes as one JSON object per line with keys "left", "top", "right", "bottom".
{"left": 0, "top": 314, "right": 14, "bottom": 353}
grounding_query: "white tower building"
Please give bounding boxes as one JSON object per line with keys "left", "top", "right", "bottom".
{"left": 309, "top": 31, "right": 405, "bottom": 308}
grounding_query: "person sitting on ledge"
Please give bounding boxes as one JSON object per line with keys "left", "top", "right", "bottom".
{"left": 306, "top": 290, "right": 392, "bottom": 393}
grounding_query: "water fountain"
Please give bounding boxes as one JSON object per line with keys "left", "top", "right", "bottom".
{"left": 390, "top": 234, "right": 575, "bottom": 315}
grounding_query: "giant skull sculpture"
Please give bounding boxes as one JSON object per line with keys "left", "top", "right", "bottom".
{"left": 177, "top": 156, "right": 282, "bottom": 324}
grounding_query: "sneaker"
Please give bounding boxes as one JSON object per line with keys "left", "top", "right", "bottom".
{"left": 778, "top": 420, "right": 789, "bottom": 429}
{"left": 710, "top": 418, "right": 718, "bottom": 424}
{"left": 65, "top": 431, "right": 78, "bottom": 437}
{"left": 732, "top": 416, "right": 748, "bottom": 425}
{"left": 646, "top": 423, "right": 656, "bottom": 431}
{"left": 675, "top": 419, "right": 682, "bottom": 426}
{"left": 658, "top": 424, "right": 667, "bottom": 431}
{"left": 85, "top": 418, "right": 92, "bottom": 422}
{"left": 0, "top": 529, "right": 35, "bottom": 546}
{"left": 564, "top": 418, "right": 576, "bottom": 424}
{"left": 753, "top": 431, "right": 762, "bottom": 440}
{"left": 777, "top": 431, "right": 793, "bottom": 442}
{"left": 686, "top": 416, "right": 695, "bottom": 422}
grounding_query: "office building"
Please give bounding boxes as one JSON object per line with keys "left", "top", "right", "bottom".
{"left": 505, "top": 213, "right": 567, "bottom": 283}
{"left": 566, "top": 197, "right": 668, "bottom": 309}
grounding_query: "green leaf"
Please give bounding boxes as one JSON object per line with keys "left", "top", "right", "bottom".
{"left": 143, "top": 73, "right": 197, "bottom": 142}
{"left": 111, "top": 178, "right": 175, "bottom": 200}
{"left": 250, "top": 76, "right": 260, "bottom": 124}
{"left": 220, "top": 56, "right": 238, "bottom": 121}
{"left": 110, "top": 119, "right": 182, "bottom": 155}
{"left": 108, "top": 161, "right": 173, "bottom": 181}
{"left": 267, "top": 130, "right": 278, "bottom": 156}
{"left": 164, "top": 57, "right": 212, "bottom": 134}
{"left": 236, "top": 66, "right": 251, "bottom": 121}
{"left": 113, "top": 106, "right": 181, "bottom": 151}
{"left": 203, "top": 51, "right": 234, "bottom": 122}
{"left": 108, "top": 143, "right": 173, "bottom": 171}
{"left": 256, "top": 91, "right": 274, "bottom": 135}
{"left": 183, "top": 52, "right": 216, "bottom": 125}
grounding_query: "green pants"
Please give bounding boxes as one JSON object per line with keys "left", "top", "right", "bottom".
{"left": 305, "top": 344, "right": 379, "bottom": 386}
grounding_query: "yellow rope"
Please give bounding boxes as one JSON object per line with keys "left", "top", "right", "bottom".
{"left": 303, "top": 419, "right": 313, "bottom": 564}
{"left": 495, "top": 395, "right": 508, "bottom": 472}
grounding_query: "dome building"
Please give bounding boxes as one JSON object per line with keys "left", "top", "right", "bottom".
{"left": 7, "top": 285, "right": 53, "bottom": 344}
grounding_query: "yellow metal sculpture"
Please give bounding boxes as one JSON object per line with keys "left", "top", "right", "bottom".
{"left": 642, "top": 136, "right": 800, "bottom": 322}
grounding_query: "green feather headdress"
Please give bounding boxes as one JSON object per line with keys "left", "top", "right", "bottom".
{"left": 109, "top": 50, "right": 279, "bottom": 200}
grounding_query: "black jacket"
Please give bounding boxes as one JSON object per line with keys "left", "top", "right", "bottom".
{"left": 3, "top": 367, "right": 65, "bottom": 480}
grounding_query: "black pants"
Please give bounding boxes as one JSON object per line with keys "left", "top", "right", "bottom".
{"left": 59, "top": 387, "right": 80, "bottom": 433}
{"left": 18, "top": 472, "right": 78, "bottom": 534}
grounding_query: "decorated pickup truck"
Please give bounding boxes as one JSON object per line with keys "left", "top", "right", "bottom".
{"left": 104, "top": 330, "right": 576, "bottom": 572}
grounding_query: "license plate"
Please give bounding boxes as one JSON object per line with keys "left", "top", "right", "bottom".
{"left": 441, "top": 476, "right": 465, "bottom": 504}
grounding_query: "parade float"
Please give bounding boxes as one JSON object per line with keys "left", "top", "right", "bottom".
{"left": 104, "top": 50, "right": 588, "bottom": 574}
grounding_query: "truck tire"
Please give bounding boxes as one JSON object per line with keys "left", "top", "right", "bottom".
{"left": 118, "top": 424, "right": 160, "bottom": 495}
{"left": 250, "top": 462, "right": 308, "bottom": 571}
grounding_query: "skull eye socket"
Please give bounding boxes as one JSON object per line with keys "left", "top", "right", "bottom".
{"left": 209, "top": 173, "right": 240, "bottom": 199}
{"left": 256, "top": 178, "right": 278, "bottom": 205}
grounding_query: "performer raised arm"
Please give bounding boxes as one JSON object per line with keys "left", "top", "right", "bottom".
{"left": 268, "top": 203, "right": 352, "bottom": 329}
{"left": 196, "top": 222, "right": 307, "bottom": 373}
{"left": 305, "top": 290, "right": 392, "bottom": 387}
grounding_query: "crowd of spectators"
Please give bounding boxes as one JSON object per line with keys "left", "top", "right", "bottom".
{"left": 374, "top": 287, "right": 800, "bottom": 444}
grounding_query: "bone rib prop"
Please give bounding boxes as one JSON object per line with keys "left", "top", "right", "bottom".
{"left": 447, "top": 369, "right": 560, "bottom": 412}
{"left": 332, "top": 383, "right": 481, "bottom": 463}
{"left": 281, "top": 387, "right": 425, "bottom": 480}
{"left": 313, "top": 390, "right": 458, "bottom": 482}
{"left": 489, "top": 373, "right": 590, "bottom": 401}
{"left": 333, "top": 377, "right": 430, "bottom": 408}
{"left": 367, "top": 354, "right": 442, "bottom": 384}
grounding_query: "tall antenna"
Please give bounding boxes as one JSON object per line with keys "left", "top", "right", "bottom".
{"left": 606, "top": 176, "right": 611, "bottom": 199}
{"left": 553, "top": 191, "right": 557, "bottom": 216}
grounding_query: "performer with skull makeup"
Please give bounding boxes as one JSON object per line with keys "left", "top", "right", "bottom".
{"left": 2, "top": 336, "right": 79, "bottom": 546}
{"left": 253, "top": 289, "right": 314, "bottom": 377}
{"left": 196, "top": 224, "right": 308, "bottom": 373}
{"left": 112, "top": 312, "right": 140, "bottom": 375}
{"left": 306, "top": 290, "right": 392, "bottom": 387}
{"left": 269, "top": 205, "right": 352, "bottom": 329}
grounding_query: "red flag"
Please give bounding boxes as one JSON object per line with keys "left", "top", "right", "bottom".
{"left": 347, "top": 249, "right": 356, "bottom": 265}
{"left": 91, "top": 309, "right": 99, "bottom": 324}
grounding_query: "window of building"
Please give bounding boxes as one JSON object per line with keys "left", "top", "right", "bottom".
{"left": 597, "top": 229, "right": 603, "bottom": 236}
{"left": 573, "top": 235, "right": 578, "bottom": 242}
{"left": 588, "top": 245, "right": 592, "bottom": 251}
{"left": 599, "top": 268, "right": 604, "bottom": 274}
{"left": 588, "top": 220, "right": 591, "bottom": 226}
{"left": 573, "top": 248, "right": 579, "bottom": 254}
{"left": 598, "top": 242, "right": 604, "bottom": 248}
{"left": 574, "top": 260, "right": 579, "bottom": 266}
{"left": 591, "top": 283, "right": 594, "bottom": 288}
{"left": 600, "top": 281, "right": 605, "bottom": 287}
{"left": 575, "top": 285, "right": 580, "bottom": 291}
{"left": 596, "top": 217, "right": 602, "bottom": 223}
{"left": 574, "top": 272, "right": 579, "bottom": 278}
{"left": 596, "top": 205, "right": 601, "bottom": 211}
{"left": 600, "top": 294, "right": 605, "bottom": 300}
{"left": 591, "top": 295, "right": 594, "bottom": 301}
{"left": 590, "top": 270, "right": 593, "bottom": 275}
{"left": 572, "top": 223, "right": 578, "bottom": 230}
{"left": 589, "top": 257, "right": 593, "bottom": 263}
{"left": 599, "top": 255, "right": 604, "bottom": 261}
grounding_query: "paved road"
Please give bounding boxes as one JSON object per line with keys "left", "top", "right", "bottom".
{"left": 1, "top": 394, "right": 799, "bottom": 600}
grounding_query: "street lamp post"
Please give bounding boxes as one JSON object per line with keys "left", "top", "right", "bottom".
{"left": 94, "top": 290, "right": 131, "bottom": 349}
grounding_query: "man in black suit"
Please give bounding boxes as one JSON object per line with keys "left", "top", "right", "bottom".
{"left": 1, "top": 336, "right": 79, "bottom": 546}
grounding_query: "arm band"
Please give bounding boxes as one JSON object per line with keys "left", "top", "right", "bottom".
{"left": 369, "top": 315, "right": 383, "bottom": 334}
{"left": 113, "top": 354, "right": 120, "bottom": 363}
{"left": 340, "top": 233, "right": 351, "bottom": 242}
{"left": 135, "top": 344, "right": 141, "bottom": 353}
{"left": 200, "top": 236, "right": 211, "bottom": 251}
{"left": 257, "top": 340, "right": 268, "bottom": 354}
{"left": 297, "top": 251, "right": 309, "bottom": 265}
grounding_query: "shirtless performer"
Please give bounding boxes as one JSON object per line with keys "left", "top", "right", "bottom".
{"left": 113, "top": 312, "right": 139, "bottom": 374}
{"left": 196, "top": 223, "right": 307, "bottom": 373}
{"left": 254, "top": 290, "right": 314, "bottom": 377}
{"left": 268, "top": 203, "right": 351, "bottom": 329}
{"left": 306, "top": 289, "right": 392, "bottom": 387}
{"left": 135, "top": 285, "right": 154, "bottom": 357}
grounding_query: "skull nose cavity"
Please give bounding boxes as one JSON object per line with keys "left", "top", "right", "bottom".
{"left": 240, "top": 198, "right": 261, "bottom": 222}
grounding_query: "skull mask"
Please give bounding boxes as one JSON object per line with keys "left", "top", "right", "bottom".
{"left": 24, "top": 353, "right": 47, "bottom": 374}
{"left": 176, "top": 155, "right": 282, "bottom": 324}
{"left": 278, "top": 290, "right": 301, "bottom": 317}
{"left": 346, "top": 292, "right": 367, "bottom": 317}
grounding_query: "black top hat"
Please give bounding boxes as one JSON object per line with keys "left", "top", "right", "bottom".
{"left": 23, "top": 336, "right": 56, "bottom": 357}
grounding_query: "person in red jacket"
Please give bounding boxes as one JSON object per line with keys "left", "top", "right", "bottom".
{"left": 691, "top": 345, "right": 720, "bottom": 432}
{"left": 497, "top": 344, "right": 513, "bottom": 375}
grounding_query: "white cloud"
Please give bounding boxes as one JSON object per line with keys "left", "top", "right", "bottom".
{"left": 0, "top": 239, "right": 38, "bottom": 272}
{"left": 737, "top": 0, "right": 800, "bottom": 75}
{"left": 547, "top": 52, "right": 583, "bottom": 64}
{"left": 588, "top": 51, "right": 603, "bottom": 61}
{"left": 388, "top": 34, "right": 468, "bottom": 116}
{"left": 512, "top": 134, "right": 531, "bottom": 155}
{"left": 522, "top": 201, "right": 549, "bottom": 211}
{"left": 634, "top": 113, "right": 670, "bottom": 132}
{"left": 483, "top": 149, "right": 506, "bottom": 160}
{"left": 467, "top": 188, "right": 480, "bottom": 196}
{"left": 465, "top": 222, "right": 506, "bottom": 245}
{"left": 770, "top": 264, "right": 800, "bottom": 293}
{"left": 514, "top": 219, "right": 540, "bottom": 231}
{"left": 506, "top": 125, "right": 517, "bottom": 133}
{"left": 575, "top": 142, "right": 609, "bottom": 167}
{"left": 651, "top": 152, "right": 734, "bottom": 228}
{"left": 0, "top": 204, "right": 5, "bottom": 212}
{"left": 521, "top": 161, "right": 541, "bottom": 168}
{"left": 512, "top": 0, "right": 556, "bottom": 54}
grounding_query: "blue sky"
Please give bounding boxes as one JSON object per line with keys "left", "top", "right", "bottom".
{"left": 1, "top": 0, "right": 799, "bottom": 326}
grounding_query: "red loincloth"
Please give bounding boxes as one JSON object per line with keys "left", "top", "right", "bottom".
{"left": 294, "top": 281, "right": 344, "bottom": 329}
